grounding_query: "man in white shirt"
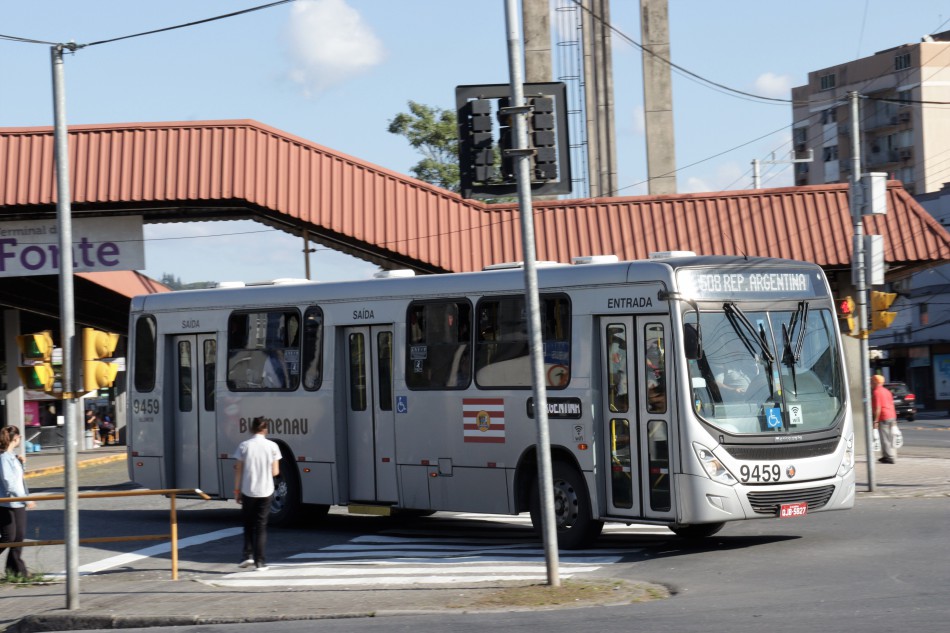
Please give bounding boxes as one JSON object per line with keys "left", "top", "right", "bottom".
{"left": 233, "top": 417, "right": 281, "bottom": 571}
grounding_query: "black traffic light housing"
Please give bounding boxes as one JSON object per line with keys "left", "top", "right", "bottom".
{"left": 456, "top": 82, "right": 572, "bottom": 199}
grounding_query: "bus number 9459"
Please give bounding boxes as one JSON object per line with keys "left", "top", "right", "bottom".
{"left": 132, "top": 399, "right": 160, "bottom": 415}
{"left": 739, "top": 464, "right": 781, "bottom": 483}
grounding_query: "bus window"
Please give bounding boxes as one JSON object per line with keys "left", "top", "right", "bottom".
{"left": 475, "top": 294, "right": 571, "bottom": 389}
{"left": 349, "top": 332, "right": 367, "bottom": 411}
{"left": 202, "top": 339, "right": 215, "bottom": 412}
{"left": 610, "top": 418, "right": 633, "bottom": 508}
{"left": 134, "top": 315, "right": 157, "bottom": 392}
{"left": 226, "top": 310, "right": 301, "bottom": 391}
{"left": 644, "top": 323, "right": 666, "bottom": 413}
{"left": 302, "top": 307, "right": 324, "bottom": 391}
{"left": 377, "top": 331, "right": 393, "bottom": 411}
{"left": 178, "top": 341, "right": 192, "bottom": 413}
{"left": 406, "top": 300, "right": 472, "bottom": 390}
{"left": 607, "top": 325, "right": 628, "bottom": 413}
{"left": 648, "top": 420, "right": 671, "bottom": 511}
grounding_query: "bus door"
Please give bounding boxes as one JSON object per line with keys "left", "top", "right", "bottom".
{"left": 344, "top": 325, "right": 397, "bottom": 503}
{"left": 169, "top": 333, "right": 218, "bottom": 495}
{"left": 600, "top": 316, "right": 675, "bottom": 520}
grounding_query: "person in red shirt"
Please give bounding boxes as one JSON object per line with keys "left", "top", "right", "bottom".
{"left": 871, "top": 374, "right": 898, "bottom": 464}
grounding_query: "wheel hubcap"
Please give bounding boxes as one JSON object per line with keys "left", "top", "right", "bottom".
{"left": 552, "top": 479, "right": 579, "bottom": 529}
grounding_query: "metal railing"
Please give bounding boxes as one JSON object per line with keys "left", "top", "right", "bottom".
{"left": 0, "top": 488, "right": 211, "bottom": 580}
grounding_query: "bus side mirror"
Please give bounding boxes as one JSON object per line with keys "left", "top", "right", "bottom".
{"left": 684, "top": 323, "right": 702, "bottom": 360}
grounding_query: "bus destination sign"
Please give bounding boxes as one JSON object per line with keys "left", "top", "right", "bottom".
{"left": 678, "top": 268, "right": 822, "bottom": 300}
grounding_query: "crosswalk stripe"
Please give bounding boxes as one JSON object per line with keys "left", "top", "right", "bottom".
{"left": 202, "top": 511, "right": 672, "bottom": 588}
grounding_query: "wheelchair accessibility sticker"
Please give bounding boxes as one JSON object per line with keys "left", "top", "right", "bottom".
{"left": 766, "top": 407, "right": 782, "bottom": 429}
{"left": 396, "top": 396, "right": 408, "bottom": 414}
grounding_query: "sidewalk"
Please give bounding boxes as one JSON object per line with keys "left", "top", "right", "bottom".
{"left": 23, "top": 445, "right": 127, "bottom": 480}
{"left": 2, "top": 445, "right": 946, "bottom": 633}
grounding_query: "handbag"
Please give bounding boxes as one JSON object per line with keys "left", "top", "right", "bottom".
{"left": 872, "top": 428, "right": 881, "bottom": 452}
{"left": 893, "top": 425, "right": 904, "bottom": 449}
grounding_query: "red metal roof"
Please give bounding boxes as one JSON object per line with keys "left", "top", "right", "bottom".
{"left": 1, "top": 119, "right": 947, "bottom": 276}
{"left": 76, "top": 271, "right": 171, "bottom": 298}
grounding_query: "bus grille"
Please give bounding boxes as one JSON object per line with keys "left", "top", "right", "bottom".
{"left": 746, "top": 485, "right": 836, "bottom": 515}
{"left": 723, "top": 439, "right": 839, "bottom": 461}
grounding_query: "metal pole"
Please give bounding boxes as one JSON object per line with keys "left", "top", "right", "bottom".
{"left": 51, "top": 43, "right": 81, "bottom": 608}
{"left": 752, "top": 159, "right": 760, "bottom": 189}
{"left": 302, "top": 229, "right": 315, "bottom": 280}
{"left": 849, "top": 91, "right": 875, "bottom": 492}
{"left": 504, "top": 0, "right": 560, "bottom": 586}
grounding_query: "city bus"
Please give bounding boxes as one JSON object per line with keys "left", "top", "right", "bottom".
{"left": 125, "top": 253, "right": 855, "bottom": 548}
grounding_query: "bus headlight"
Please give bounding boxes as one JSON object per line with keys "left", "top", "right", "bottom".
{"left": 837, "top": 433, "right": 855, "bottom": 476}
{"left": 693, "top": 443, "right": 737, "bottom": 485}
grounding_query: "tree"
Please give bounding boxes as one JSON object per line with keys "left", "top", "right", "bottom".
{"left": 388, "top": 101, "right": 460, "bottom": 192}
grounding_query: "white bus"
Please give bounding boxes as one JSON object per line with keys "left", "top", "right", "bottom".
{"left": 126, "top": 253, "right": 855, "bottom": 548}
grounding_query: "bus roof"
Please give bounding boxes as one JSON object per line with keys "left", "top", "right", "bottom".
{"left": 129, "top": 255, "right": 823, "bottom": 313}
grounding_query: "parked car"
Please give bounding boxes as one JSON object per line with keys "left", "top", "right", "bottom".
{"left": 885, "top": 382, "right": 917, "bottom": 421}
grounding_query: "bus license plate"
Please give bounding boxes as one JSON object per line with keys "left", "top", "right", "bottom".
{"left": 780, "top": 502, "right": 808, "bottom": 518}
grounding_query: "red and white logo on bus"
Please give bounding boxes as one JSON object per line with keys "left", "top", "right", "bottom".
{"left": 463, "top": 398, "right": 505, "bottom": 443}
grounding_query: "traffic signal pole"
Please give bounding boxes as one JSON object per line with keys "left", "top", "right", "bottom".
{"left": 849, "top": 91, "right": 875, "bottom": 492}
{"left": 51, "top": 43, "right": 82, "bottom": 608}
{"left": 504, "top": 0, "right": 560, "bottom": 587}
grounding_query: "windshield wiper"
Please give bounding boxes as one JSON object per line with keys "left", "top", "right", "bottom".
{"left": 783, "top": 301, "right": 809, "bottom": 365}
{"left": 723, "top": 302, "right": 775, "bottom": 364}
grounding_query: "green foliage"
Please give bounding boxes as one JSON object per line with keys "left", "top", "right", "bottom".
{"left": 388, "top": 101, "right": 460, "bottom": 192}
{"left": 1, "top": 570, "right": 52, "bottom": 585}
{"left": 160, "top": 273, "right": 215, "bottom": 290}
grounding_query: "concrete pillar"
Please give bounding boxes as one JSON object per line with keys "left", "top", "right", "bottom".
{"left": 640, "top": 0, "right": 677, "bottom": 194}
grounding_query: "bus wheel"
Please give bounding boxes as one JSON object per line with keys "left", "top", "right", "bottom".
{"left": 269, "top": 457, "right": 301, "bottom": 527}
{"left": 530, "top": 462, "right": 603, "bottom": 549}
{"left": 670, "top": 522, "right": 725, "bottom": 539}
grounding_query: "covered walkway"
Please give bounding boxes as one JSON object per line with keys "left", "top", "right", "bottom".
{"left": 0, "top": 119, "right": 948, "bottom": 280}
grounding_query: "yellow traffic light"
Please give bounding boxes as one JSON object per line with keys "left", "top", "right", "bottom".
{"left": 16, "top": 331, "right": 54, "bottom": 360}
{"left": 870, "top": 291, "right": 898, "bottom": 332}
{"left": 16, "top": 331, "right": 56, "bottom": 392}
{"left": 17, "top": 364, "right": 55, "bottom": 391}
{"left": 82, "top": 327, "right": 121, "bottom": 392}
{"left": 838, "top": 296, "right": 856, "bottom": 336}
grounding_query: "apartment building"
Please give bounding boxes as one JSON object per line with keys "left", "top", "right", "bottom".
{"left": 791, "top": 31, "right": 950, "bottom": 196}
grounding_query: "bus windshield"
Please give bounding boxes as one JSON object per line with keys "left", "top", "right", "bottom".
{"left": 686, "top": 304, "right": 844, "bottom": 435}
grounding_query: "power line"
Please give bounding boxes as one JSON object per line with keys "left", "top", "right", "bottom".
{"left": 567, "top": 0, "right": 797, "bottom": 106}
{"left": 0, "top": 1, "right": 295, "bottom": 49}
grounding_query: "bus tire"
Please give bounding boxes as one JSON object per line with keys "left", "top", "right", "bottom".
{"left": 530, "top": 462, "right": 603, "bottom": 549}
{"left": 269, "top": 453, "right": 301, "bottom": 527}
{"left": 670, "top": 522, "right": 725, "bottom": 539}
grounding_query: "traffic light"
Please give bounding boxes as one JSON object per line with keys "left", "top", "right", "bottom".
{"left": 456, "top": 82, "right": 572, "bottom": 198}
{"left": 527, "top": 96, "right": 558, "bottom": 182}
{"left": 838, "top": 296, "right": 856, "bottom": 336}
{"left": 16, "top": 331, "right": 55, "bottom": 392}
{"left": 459, "top": 98, "right": 497, "bottom": 185}
{"left": 82, "top": 327, "right": 120, "bottom": 392}
{"left": 870, "top": 291, "right": 898, "bottom": 332}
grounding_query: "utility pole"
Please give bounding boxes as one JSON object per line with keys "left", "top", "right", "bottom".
{"left": 504, "top": 0, "right": 560, "bottom": 587}
{"left": 51, "top": 42, "right": 82, "bottom": 608}
{"left": 302, "top": 230, "right": 316, "bottom": 280}
{"left": 849, "top": 91, "right": 875, "bottom": 492}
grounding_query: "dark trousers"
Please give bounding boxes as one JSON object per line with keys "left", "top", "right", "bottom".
{"left": 241, "top": 494, "right": 272, "bottom": 566}
{"left": 0, "top": 506, "right": 28, "bottom": 577}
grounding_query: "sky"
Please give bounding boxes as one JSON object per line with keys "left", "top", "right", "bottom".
{"left": 2, "top": 0, "right": 949, "bottom": 285}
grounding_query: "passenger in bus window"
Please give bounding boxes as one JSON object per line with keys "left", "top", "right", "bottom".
{"left": 262, "top": 352, "right": 287, "bottom": 389}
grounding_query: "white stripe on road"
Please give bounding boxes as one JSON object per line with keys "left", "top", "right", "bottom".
{"left": 49, "top": 527, "right": 242, "bottom": 576}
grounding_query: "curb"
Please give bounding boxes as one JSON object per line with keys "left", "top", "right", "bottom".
{"left": 5, "top": 612, "right": 380, "bottom": 632}
{"left": 24, "top": 454, "right": 126, "bottom": 480}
